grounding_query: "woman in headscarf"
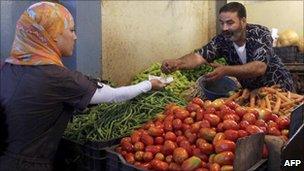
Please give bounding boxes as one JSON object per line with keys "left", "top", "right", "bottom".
{"left": 0, "top": 2, "right": 165, "bottom": 170}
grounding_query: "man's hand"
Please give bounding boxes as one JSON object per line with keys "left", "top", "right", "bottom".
{"left": 204, "top": 63, "right": 227, "bottom": 81}
{"left": 161, "top": 59, "right": 181, "bottom": 74}
{"left": 149, "top": 79, "right": 167, "bottom": 90}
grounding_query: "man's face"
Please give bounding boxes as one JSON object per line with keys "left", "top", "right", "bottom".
{"left": 219, "top": 11, "right": 246, "bottom": 42}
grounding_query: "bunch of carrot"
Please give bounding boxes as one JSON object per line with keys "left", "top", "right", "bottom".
{"left": 226, "top": 85, "right": 304, "bottom": 116}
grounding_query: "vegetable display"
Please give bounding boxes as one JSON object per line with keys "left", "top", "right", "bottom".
{"left": 115, "top": 96, "right": 293, "bottom": 170}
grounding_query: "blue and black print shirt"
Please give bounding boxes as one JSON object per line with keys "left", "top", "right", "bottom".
{"left": 196, "top": 24, "right": 294, "bottom": 91}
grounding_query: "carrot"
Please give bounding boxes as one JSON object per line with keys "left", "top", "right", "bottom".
{"left": 264, "top": 87, "right": 277, "bottom": 94}
{"left": 273, "top": 96, "right": 281, "bottom": 113}
{"left": 265, "top": 95, "right": 272, "bottom": 111}
{"left": 226, "top": 91, "right": 241, "bottom": 102}
{"left": 287, "top": 91, "right": 291, "bottom": 99}
{"left": 281, "top": 96, "right": 304, "bottom": 108}
{"left": 290, "top": 93, "right": 303, "bottom": 99}
{"left": 276, "top": 91, "right": 292, "bottom": 102}
{"left": 241, "top": 89, "right": 250, "bottom": 99}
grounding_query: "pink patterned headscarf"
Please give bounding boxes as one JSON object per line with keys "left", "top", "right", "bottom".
{"left": 5, "top": 2, "right": 74, "bottom": 67}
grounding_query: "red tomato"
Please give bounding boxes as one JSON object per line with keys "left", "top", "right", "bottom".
{"left": 148, "top": 127, "right": 164, "bottom": 137}
{"left": 223, "top": 114, "right": 240, "bottom": 123}
{"left": 155, "top": 152, "right": 165, "bottom": 161}
{"left": 214, "top": 151, "right": 235, "bottom": 165}
{"left": 142, "top": 121, "right": 155, "bottom": 130}
{"left": 165, "top": 155, "right": 173, "bottom": 163}
{"left": 141, "top": 134, "right": 154, "bottom": 146}
{"left": 165, "top": 131, "right": 177, "bottom": 141}
{"left": 125, "top": 153, "right": 135, "bottom": 164}
{"left": 243, "top": 113, "right": 257, "bottom": 124}
{"left": 173, "top": 147, "right": 189, "bottom": 164}
{"left": 198, "top": 142, "right": 214, "bottom": 155}
{"left": 187, "top": 102, "right": 201, "bottom": 113}
{"left": 162, "top": 140, "right": 177, "bottom": 155}
{"left": 151, "top": 159, "right": 169, "bottom": 171}
{"left": 139, "top": 162, "right": 152, "bottom": 170}
{"left": 164, "top": 121, "right": 173, "bottom": 132}
{"left": 177, "top": 135, "right": 187, "bottom": 145}
{"left": 175, "top": 130, "right": 183, "bottom": 136}
{"left": 192, "top": 148, "right": 208, "bottom": 162}
{"left": 134, "top": 151, "right": 145, "bottom": 161}
{"left": 275, "top": 116, "right": 290, "bottom": 130}
{"left": 267, "top": 127, "right": 281, "bottom": 136}
{"left": 225, "top": 101, "right": 239, "bottom": 110}
{"left": 224, "top": 129, "right": 239, "bottom": 142}
{"left": 269, "top": 114, "right": 279, "bottom": 121}
{"left": 200, "top": 119, "right": 211, "bottom": 128}
{"left": 210, "top": 163, "right": 221, "bottom": 171}
{"left": 235, "top": 106, "right": 247, "bottom": 117}
{"left": 204, "top": 114, "right": 221, "bottom": 126}
{"left": 196, "top": 109, "right": 205, "bottom": 121}
{"left": 239, "top": 120, "right": 250, "bottom": 130}
{"left": 179, "top": 140, "right": 193, "bottom": 156}
{"left": 196, "top": 138, "right": 207, "bottom": 147}
{"left": 267, "top": 120, "right": 279, "bottom": 129}
{"left": 182, "top": 123, "right": 191, "bottom": 132}
{"left": 192, "top": 97, "right": 205, "bottom": 107}
{"left": 134, "top": 142, "right": 145, "bottom": 151}
{"left": 174, "top": 108, "right": 190, "bottom": 120}
{"left": 131, "top": 131, "right": 142, "bottom": 144}
{"left": 216, "top": 122, "right": 225, "bottom": 132}
{"left": 255, "top": 119, "right": 267, "bottom": 128}
{"left": 214, "top": 140, "right": 236, "bottom": 153}
{"left": 143, "top": 151, "right": 154, "bottom": 162}
{"left": 155, "top": 136, "right": 164, "bottom": 145}
{"left": 121, "top": 141, "right": 134, "bottom": 152}
{"left": 188, "top": 133, "right": 198, "bottom": 144}
{"left": 213, "top": 132, "right": 226, "bottom": 145}
{"left": 190, "top": 122, "right": 201, "bottom": 133}
{"left": 198, "top": 128, "right": 217, "bottom": 142}
{"left": 168, "top": 162, "right": 181, "bottom": 171}
{"left": 246, "top": 108, "right": 259, "bottom": 118}
{"left": 206, "top": 107, "right": 216, "bottom": 114}
{"left": 184, "top": 117, "right": 194, "bottom": 125}
{"left": 246, "top": 125, "right": 263, "bottom": 135}
{"left": 121, "top": 137, "right": 132, "bottom": 144}
{"left": 145, "top": 145, "right": 161, "bottom": 155}
{"left": 220, "top": 165, "right": 234, "bottom": 171}
{"left": 238, "top": 130, "right": 248, "bottom": 138}
{"left": 223, "top": 120, "right": 239, "bottom": 130}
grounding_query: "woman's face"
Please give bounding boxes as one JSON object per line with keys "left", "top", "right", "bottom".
{"left": 56, "top": 23, "right": 77, "bottom": 57}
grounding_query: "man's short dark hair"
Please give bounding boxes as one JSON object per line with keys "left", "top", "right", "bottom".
{"left": 219, "top": 2, "right": 246, "bottom": 18}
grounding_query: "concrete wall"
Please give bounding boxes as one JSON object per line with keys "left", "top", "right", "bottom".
{"left": 101, "top": 1, "right": 217, "bottom": 85}
{"left": 231, "top": 1, "right": 304, "bottom": 37}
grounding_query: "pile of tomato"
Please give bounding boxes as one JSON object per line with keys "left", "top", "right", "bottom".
{"left": 115, "top": 97, "right": 290, "bottom": 171}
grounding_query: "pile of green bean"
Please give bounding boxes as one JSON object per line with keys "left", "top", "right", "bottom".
{"left": 64, "top": 91, "right": 186, "bottom": 143}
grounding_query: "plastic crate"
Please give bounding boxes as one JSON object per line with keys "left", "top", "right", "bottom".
{"left": 106, "top": 146, "right": 144, "bottom": 171}
{"left": 54, "top": 137, "right": 122, "bottom": 171}
{"left": 274, "top": 46, "right": 298, "bottom": 63}
{"left": 106, "top": 133, "right": 265, "bottom": 171}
